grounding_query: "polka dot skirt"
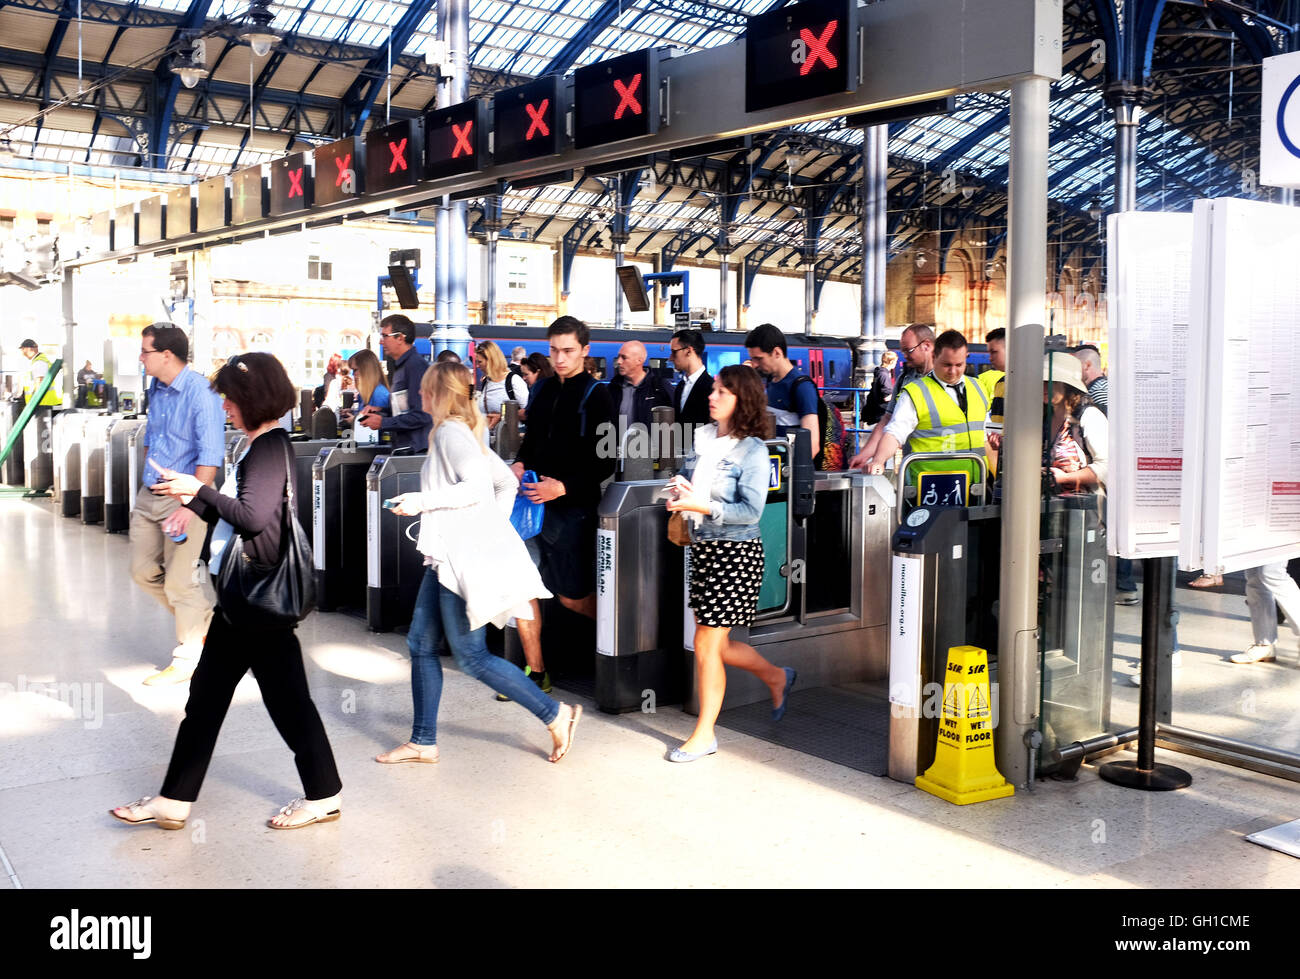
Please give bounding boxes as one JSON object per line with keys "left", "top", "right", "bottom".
{"left": 688, "top": 538, "right": 765, "bottom": 629}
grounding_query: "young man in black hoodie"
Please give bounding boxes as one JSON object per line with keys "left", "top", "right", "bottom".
{"left": 510, "top": 317, "right": 616, "bottom": 682}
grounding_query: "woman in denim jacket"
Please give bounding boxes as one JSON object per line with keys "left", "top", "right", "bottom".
{"left": 665, "top": 365, "right": 797, "bottom": 762}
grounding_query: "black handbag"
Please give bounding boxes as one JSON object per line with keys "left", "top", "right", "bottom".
{"left": 216, "top": 444, "right": 316, "bottom": 629}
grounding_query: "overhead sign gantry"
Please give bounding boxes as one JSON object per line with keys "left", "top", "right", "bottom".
{"left": 68, "top": 0, "right": 1060, "bottom": 267}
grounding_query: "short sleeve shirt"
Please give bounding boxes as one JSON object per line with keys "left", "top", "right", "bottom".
{"left": 765, "top": 369, "right": 819, "bottom": 427}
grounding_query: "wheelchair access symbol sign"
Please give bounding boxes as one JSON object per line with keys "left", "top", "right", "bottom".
{"left": 917, "top": 471, "right": 969, "bottom": 509}
{"left": 1261, "top": 51, "right": 1300, "bottom": 188}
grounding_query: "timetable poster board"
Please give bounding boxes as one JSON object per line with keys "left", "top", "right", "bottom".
{"left": 1105, "top": 211, "right": 1192, "bottom": 559}
{"left": 1179, "top": 198, "right": 1300, "bottom": 575}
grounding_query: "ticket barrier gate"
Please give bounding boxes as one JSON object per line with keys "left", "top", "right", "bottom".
{"left": 78, "top": 414, "right": 116, "bottom": 524}
{"left": 2, "top": 400, "right": 24, "bottom": 485}
{"left": 22, "top": 408, "right": 54, "bottom": 493}
{"left": 1036, "top": 494, "right": 1114, "bottom": 764}
{"left": 312, "top": 443, "right": 385, "bottom": 612}
{"left": 126, "top": 422, "right": 147, "bottom": 512}
{"left": 676, "top": 436, "right": 897, "bottom": 716}
{"left": 886, "top": 452, "right": 998, "bottom": 782}
{"left": 366, "top": 452, "right": 427, "bottom": 632}
{"left": 104, "top": 416, "right": 145, "bottom": 532}
{"left": 52, "top": 412, "right": 89, "bottom": 517}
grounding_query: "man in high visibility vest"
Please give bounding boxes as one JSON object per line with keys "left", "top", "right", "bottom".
{"left": 18, "top": 338, "right": 62, "bottom": 407}
{"left": 850, "top": 329, "right": 989, "bottom": 494}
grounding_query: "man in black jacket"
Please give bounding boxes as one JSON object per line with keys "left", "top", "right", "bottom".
{"left": 358, "top": 314, "right": 431, "bottom": 452}
{"left": 511, "top": 317, "right": 616, "bottom": 677}
{"left": 670, "top": 328, "right": 713, "bottom": 427}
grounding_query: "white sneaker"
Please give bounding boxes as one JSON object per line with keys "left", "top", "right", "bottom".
{"left": 1127, "top": 651, "right": 1183, "bottom": 686}
{"left": 1229, "top": 643, "right": 1276, "bottom": 665}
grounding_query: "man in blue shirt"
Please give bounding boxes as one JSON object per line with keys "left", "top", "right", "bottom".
{"left": 132, "top": 324, "right": 225, "bottom": 686}
{"left": 744, "top": 323, "right": 819, "bottom": 450}
{"left": 357, "top": 314, "right": 431, "bottom": 452}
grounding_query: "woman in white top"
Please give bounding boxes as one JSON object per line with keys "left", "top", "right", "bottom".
{"left": 380, "top": 362, "right": 582, "bottom": 764}
{"left": 1043, "top": 350, "right": 1107, "bottom": 494}
{"left": 475, "top": 340, "right": 510, "bottom": 425}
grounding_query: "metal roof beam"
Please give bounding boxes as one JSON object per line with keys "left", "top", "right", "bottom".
{"left": 343, "top": 0, "right": 437, "bottom": 136}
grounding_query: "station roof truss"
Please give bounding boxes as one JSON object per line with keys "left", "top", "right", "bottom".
{"left": 0, "top": 0, "right": 1293, "bottom": 282}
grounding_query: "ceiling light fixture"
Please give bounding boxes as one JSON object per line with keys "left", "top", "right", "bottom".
{"left": 172, "top": 35, "right": 208, "bottom": 89}
{"left": 240, "top": 0, "right": 281, "bottom": 57}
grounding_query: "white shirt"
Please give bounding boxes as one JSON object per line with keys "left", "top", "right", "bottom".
{"left": 677, "top": 365, "right": 706, "bottom": 410}
{"left": 884, "top": 375, "right": 985, "bottom": 448}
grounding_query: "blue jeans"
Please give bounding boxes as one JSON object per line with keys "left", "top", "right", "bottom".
{"left": 1116, "top": 557, "right": 1136, "bottom": 593}
{"left": 407, "top": 567, "right": 560, "bottom": 745}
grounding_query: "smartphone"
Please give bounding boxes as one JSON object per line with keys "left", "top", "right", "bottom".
{"left": 382, "top": 498, "right": 398, "bottom": 510}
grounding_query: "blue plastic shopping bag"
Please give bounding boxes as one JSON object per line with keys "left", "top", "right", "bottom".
{"left": 510, "top": 469, "right": 544, "bottom": 540}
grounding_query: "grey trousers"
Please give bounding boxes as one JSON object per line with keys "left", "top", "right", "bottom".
{"left": 1244, "top": 563, "right": 1300, "bottom": 646}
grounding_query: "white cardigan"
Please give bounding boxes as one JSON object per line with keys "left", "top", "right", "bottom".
{"left": 413, "top": 419, "right": 551, "bottom": 630}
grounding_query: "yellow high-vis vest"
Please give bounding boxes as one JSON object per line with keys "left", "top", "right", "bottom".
{"left": 977, "top": 369, "right": 1004, "bottom": 402}
{"left": 24, "top": 352, "right": 62, "bottom": 407}
{"left": 900, "top": 374, "right": 989, "bottom": 488}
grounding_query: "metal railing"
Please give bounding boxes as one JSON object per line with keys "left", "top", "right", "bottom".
{"left": 821, "top": 385, "right": 872, "bottom": 454}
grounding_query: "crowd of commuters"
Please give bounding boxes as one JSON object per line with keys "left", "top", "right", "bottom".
{"left": 70, "top": 310, "right": 1291, "bottom": 833}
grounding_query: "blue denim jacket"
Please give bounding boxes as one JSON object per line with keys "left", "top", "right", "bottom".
{"left": 681, "top": 432, "right": 769, "bottom": 542}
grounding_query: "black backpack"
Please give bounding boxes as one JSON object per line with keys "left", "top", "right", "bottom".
{"left": 504, "top": 364, "right": 526, "bottom": 402}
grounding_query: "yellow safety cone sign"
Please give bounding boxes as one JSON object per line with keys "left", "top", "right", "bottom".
{"left": 915, "top": 644, "right": 1015, "bottom": 805}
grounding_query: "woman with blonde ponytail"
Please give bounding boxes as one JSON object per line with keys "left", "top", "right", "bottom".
{"left": 380, "top": 363, "right": 582, "bottom": 764}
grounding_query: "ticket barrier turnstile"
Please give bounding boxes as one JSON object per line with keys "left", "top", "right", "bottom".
{"left": 312, "top": 443, "right": 384, "bottom": 612}
{"left": 2, "top": 400, "right": 25, "bottom": 485}
{"left": 1037, "top": 494, "right": 1114, "bottom": 764}
{"left": 126, "top": 421, "right": 147, "bottom": 512}
{"left": 676, "top": 437, "right": 898, "bottom": 716}
{"left": 886, "top": 496, "right": 1001, "bottom": 782}
{"left": 104, "top": 417, "right": 145, "bottom": 532}
{"left": 52, "top": 412, "right": 89, "bottom": 517}
{"left": 365, "top": 453, "right": 427, "bottom": 632}
{"left": 22, "top": 407, "right": 54, "bottom": 493}
{"left": 78, "top": 414, "right": 116, "bottom": 524}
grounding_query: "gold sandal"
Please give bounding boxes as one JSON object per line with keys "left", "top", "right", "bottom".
{"left": 375, "top": 742, "right": 439, "bottom": 765}
{"left": 110, "top": 796, "right": 187, "bottom": 831}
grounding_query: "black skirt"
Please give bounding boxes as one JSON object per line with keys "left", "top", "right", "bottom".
{"left": 688, "top": 538, "right": 765, "bottom": 628}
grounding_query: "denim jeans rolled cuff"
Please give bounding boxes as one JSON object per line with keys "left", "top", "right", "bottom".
{"left": 406, "top": 568, "right": 560, "bottom": 747}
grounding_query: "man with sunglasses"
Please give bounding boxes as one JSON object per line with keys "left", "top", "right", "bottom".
{"left": 132, "top": 324, "right": 225, "bottom": 686}
{"left": 850, "top": 323, "right": 935, "bottom": 472}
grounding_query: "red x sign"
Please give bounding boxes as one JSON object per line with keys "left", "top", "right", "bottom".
{"left": 334, "top": 154, "right": 351, "bottom": 186}
{"left": 451, "top": 121, "right": 474, "bottom": 158}
{"left": 613, "top": 74, "right": 642, "bottom": 119}
{"left": 287, "top": 167, "right": 304, "bottom": 198}
{"left": 388, "top": 138, "right": 408, "bottom": 173}
{"left": 525, "top": 99, "right": 550, "bottom": 140}
{"left": 799, "top": 21, "right": 839, "bottom": 76}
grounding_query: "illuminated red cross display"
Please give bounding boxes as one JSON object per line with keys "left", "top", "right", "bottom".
{"left": 287, "top": 168, "right": 304, "bottom": 198}
{"left": 525, "top": 99, "right": 550, "bottom": 140}
{"left": 613, "top": 74, "right": 643, "bottom": 119}
{"left": 333, "top": 154, "right": 352, "bottom": 186}
{"left": 799, "top": 21, "right": 839, "bottom": 76}
{"left": 388, "top": 138, "right": 408, "bottom": 173}
{"left": 451, "top": 121, "right": 474, "bottom": 158}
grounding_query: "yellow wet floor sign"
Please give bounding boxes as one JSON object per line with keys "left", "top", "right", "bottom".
{"left": 916, "top": 644, "right": 1015, "bottom": 805}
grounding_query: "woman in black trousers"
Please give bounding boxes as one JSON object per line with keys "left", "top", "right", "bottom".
{"left": 111, "top": 353, "right": 342, "bottom": 831}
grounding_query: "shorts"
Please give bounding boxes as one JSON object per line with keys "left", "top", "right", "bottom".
{"left": 527, "top": 504, "right": 597, "bottom": 600}
{"left": 688, "top": 538, "right": 764, "bottom": 629}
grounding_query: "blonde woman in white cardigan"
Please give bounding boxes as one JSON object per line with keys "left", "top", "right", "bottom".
{"left": 380, "top": 362, "right": 582, "bottom": 764}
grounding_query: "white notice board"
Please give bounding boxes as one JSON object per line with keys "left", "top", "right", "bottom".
{"left": 1106, "top": 211, "right": 1192, "bottom": 559}
{"left": 1179, "top": 198, "right": 1300, "bottom": 575}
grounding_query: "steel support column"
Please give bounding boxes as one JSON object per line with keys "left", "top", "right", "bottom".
{"left": 1113, "top": 98, "right": 1139, "bottom": 214}
{"left": 446, "top": 0, "right": 469, "bottom": 325}
{"left": 998, "top": 75, "right": 1050, "bottom": 789}
{"left": 861, "top": 124, "right": 887, "bottom": 371}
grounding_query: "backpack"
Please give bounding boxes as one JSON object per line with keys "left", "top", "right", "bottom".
{"left": 863, "top": 367, "right": 892, "bottom": 425}
{"left": 792, "top": 374, "right": 853, "bottom": 471}
{"left": 505, "top": 364, "right": 526, "bottom": 403}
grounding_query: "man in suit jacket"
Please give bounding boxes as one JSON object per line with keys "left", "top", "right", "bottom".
{"left": 670, "top": 328, "right": 713, "bottom": 426}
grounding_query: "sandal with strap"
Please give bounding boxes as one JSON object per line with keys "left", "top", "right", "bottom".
{"left": 268, "top": 796, "right": 341, "bottom": 830}
{"left": 375, "top": 742, "right": 439, "bottom": 765}
{"left": 548, "top": 703, "right": 582, "bottom": 763}
{"left": 1188, "top": 574, "right": 1224, "bottom": 589}
{"left": 110, "top": 796, "right": 187, "bottom": 831}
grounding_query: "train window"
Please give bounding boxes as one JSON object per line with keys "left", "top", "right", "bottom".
{"left": 648, "top": 357, "right": 666, "bottom": 370}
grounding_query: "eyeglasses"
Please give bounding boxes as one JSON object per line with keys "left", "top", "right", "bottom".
{"left": 900, "top": 339, "right": 929, "bottom": 356}
{"left": 140, "top": 347, "right": 162, "bottom": 357}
